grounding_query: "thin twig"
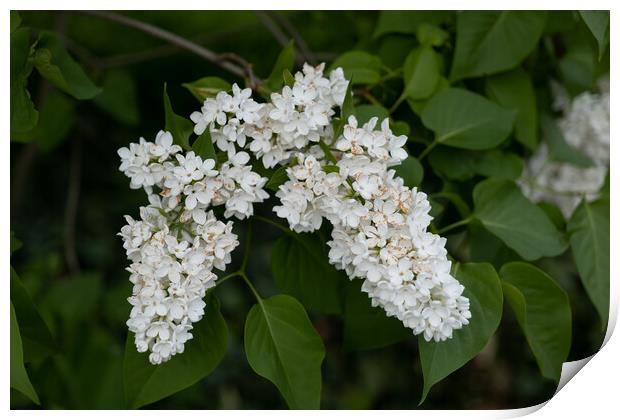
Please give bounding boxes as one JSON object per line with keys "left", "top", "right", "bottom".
{"left": 64, "top": 136, "right": 82, "bottom": 275}
{"left": 418, "top": 140, "right": 438, "bottom": 161}
{"left": 253, "top": 214, "right": 293, "bottom": 236}
{"left": 240, "top": 272, "right": 262, "bottom": 303}
{"left": 71, "top": 10, "right": 255, "bottom": 83}
{"left": 62, "top": 23, "right": 259, "bottom": 71}
{"left": 218, "top": 52, "right": 258, "bottom": 90}
{"left": 254, "top": 11, "right": 289, "bottom": 47}
{"left": 436, "top": 217, "right": 473, "bottom": 235}
{"left": 240, "top": 221, "right": 253, "bottom": 272}
{"left": 356, "top": 88, "right": 382, "bottom": 106}
{"left": 268, "top": 11, "right": 315, "bottom": 64}
{"left": 313, "top": 51, "right": 339, "bottom": 62}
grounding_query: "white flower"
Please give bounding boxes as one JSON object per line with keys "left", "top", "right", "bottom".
{"left": 519, "top": 77, "right": 609, "bottom": 217}
{"left": 118, "top": 131, "right": 266, "bottom": 364}
{"left": 272, "top": 116, "right": 471, "bottom": 342}
{"left": 120, "top": 61, "right": 474, "bottom": 363}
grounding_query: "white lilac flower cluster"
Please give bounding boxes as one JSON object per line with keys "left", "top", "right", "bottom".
{"left": 519, "top": 77, "right": 610, "bottom": 217}
{"left": 186, "top": 63, "right": 471, "bottom": 342}
{"left": 119, "top": 62, "right": 470, "bottom": 362}
{"left": 118, "top": 130, "right": 268, "bottom": 364}
{"left": 190, "top": 63, "right": 348, "bottom": 168}
{"left": 271, "top": 116, "right": 471, "bottom": 342}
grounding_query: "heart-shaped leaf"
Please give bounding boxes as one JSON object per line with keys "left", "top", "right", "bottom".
{"left": 123, "top": 294, "right": 228, "bottom": 408}
{"left": 450, "top": 11, "right": 547, "bottom": 80}
{"left": 163, "top": 83, "right": 193, "bottom": 151}
{"left": 485, "top": 68, "right": 538, "bottom": 150}
{"left": 244, "top": 294, "right": 325, "bottom": 409}
{"left": 343, "top": 278, "right": 412, "bottom": 351}
{"left": 500, "top": 262, "right": 572, "bottom": 381}
{"left": 421, "top": 88, "right": 515, "bottom": 150}
{"left": 419, "top": 263, "right": 503, "bottom": 403}
{"left": 10, "top": 303, "right": 40, "bottom": 405}
{"left": 568, "top": 197, "right": 610, "bottom": 328}
{"left": 473, "top": 178, "right": 567, "bottom": 260}
{"left": 34, "top": 31, "right": 101, "bottom": 100}
{"left": 183, "top": 76, "right": 231, "bottom": 103}
{"left": 272, "top": 232, "right": 346, "bottom": 314}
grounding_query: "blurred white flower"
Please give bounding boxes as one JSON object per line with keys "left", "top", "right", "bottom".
{"left": 519, "top": 76, "right": 610, "bottom": 217}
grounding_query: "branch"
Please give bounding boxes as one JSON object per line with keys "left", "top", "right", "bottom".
{"left": 268, "top": 11, "right": 315, "bottom": 64}
{"left": 254, "top": 11, "right": 289, "bottom": 49}
{"left": 72, "top": 10, "right": 259, "bottom": 84}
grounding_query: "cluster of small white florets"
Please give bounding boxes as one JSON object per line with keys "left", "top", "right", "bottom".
{"left": 120, "top": 62, "right": 470, "bottom": 360}
{"left": 519, "top": 77, "right": 610, "bottom": 217}
{"left": 273, "top": 116, "right": 472, "bottom": 342}
{"left": 186, "top": 63, "right": 471, "bottom": 342}
{"left": 190, "top": 63, "right": 348, "bottom": 168}
{"left": 118, "top": 130, "right": 268, "bottom": 364}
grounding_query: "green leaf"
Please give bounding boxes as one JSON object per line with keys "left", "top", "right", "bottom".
{"left": 353, "top": 104, "right": 389, "bottom": 125}
{"left": 402, "top": 46, "right": 441, "bottom": 100}
{"left": 406, "top": 77, "right": 450, "bottom": 115}
{"left": 568, "top": 198, "right": 609, "bottom": 327}
{"left": 378, "top": 35, "right": 417, "bottom": 69}
{"left": 485, "top": 68, "right": 538, "bottom": 150}
{"left": 266, "top": 40, "right": 296, "bottom": 91}
{"left": 579, "top": 11, "right": 610, "bottom": 59}
{"left": 391, "top": 120, "right": 410, "bottom": 136}
{"left": 500, "top": 262, "right": 572, "bottom": 381}
{"left": 343, "top": 278, "right": 411, "bottom": 351}
{"left": 43, "top": 272, "right": 102, "bottom": 323}
{"left": 10, "top": 231, "right": 22, "bottom": 256}
{"left": 544, "top": 11, "right": 579, "bottom": 34}
{"left": 373, "top": 11, "right": 453, "bottom": 38}
{"left": 34, "top": 31, "right": 101, "bottom": 100}
{"left": 10, "top": 27, "right": 38, "bottom": 135}
{"left": 163, "top": 83, "right": 193, "bottom": 150}
{"left": 272, "top": 232, "right": 346, "bottom": 314}
{"left": 265, "top": 166, "right": 289, "bottom": 192}
{"left": 330, "top": 51, "right": 382, "bottom": 85}
{"left": 323, "top": 164, "right": 340, "bottom": 174}
{"left": 94, "top": 70, "right": 140, "bottom": 126}
{"left": 432, "top": 190, "right": 472, "bottom": 218}
{"left": 123, "top": 294, "right": 228, "bottom": 408}
{"left": 541, "top": 114, "right": 594, "bottom": 167}
{"left": 421, "top": 88, "right": 515, "bottom": 150}
{"left": 394, "top": 156, "right": 424, "bottom": 187}
{"left": 429, "top": 148, "right": 523, "bottom": 181}
{"left": 10, "top": 268, "right": 57, "bottom": 363}
{"left": 283, "top": 69, "right": 295, "bottom": 87}
{"left": 334, "top": 80, "right": 354, "bottom": 139}
{"left": 10, "top": 303, "right": 40, "bottom": 405}
{"left": 558, "top": 29, "right": 597, "bottom": 94}
{"left": 468, "top": 222, "right": 520, "bottom": 270}
{"left": 419, "top": 263, "right": 503, "bottom": 403}
{"left": 538, "top": 202, "right": 566, "bottom": 231}
{"left": 10, "top": 78, "right": 39, "bottom": 136}
{"left": 10, "top": 10, "right": 22, "bottom": 33}
{"left": 192, "top": 129, "right": 216, "bottom": 161}
{"left": 473, "top": 178, "right": 567, "bottom": 260}
{"left": 450, "top": 11, "right": 547, "bottom": 81}
{"left": 244, "top": 294, "right": 325, "bottom": 409}
{"left": 416, "top": 23, "right": 449, "bottom": 47}
{"left": 12, "top": 90, "right": 76, "bottom": 150}
{"left": 183, "top": 76, "right": 232, "bottom": 103}
{"left": 429, "top": 197, "right": 446, "bottom": 219}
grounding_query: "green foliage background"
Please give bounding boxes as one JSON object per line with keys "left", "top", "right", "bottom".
{"left": 10, "top": 10, "right": 609, "bottom": 409}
